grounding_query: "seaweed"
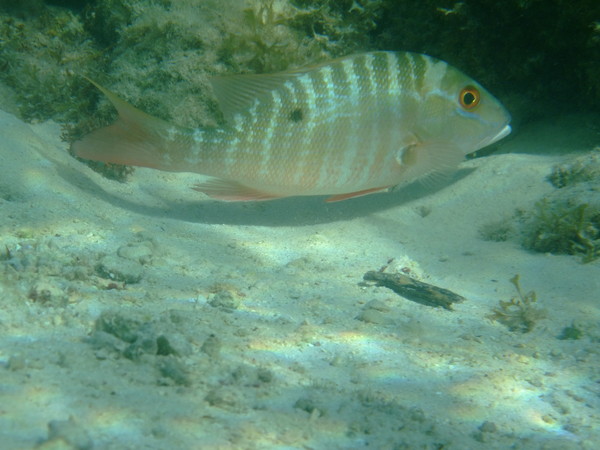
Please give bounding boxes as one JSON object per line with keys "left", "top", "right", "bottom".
{"left": 558, "top": 322, "right": 583, "bottom": 340}
{"left": 479, "top": 218, "right": 514, "bottom": 242}
{"left": 0, "top": 3, "right": 102, "bottom": 122}
{"left": 1, "top": 0, "right": 599, "bottom": 129}
{"left": 525, "top": 200, "right": 600, "bottom": 263}
{"left": 218, "top": 0, "right": 382, "bottom": 74}
{"left": 548, "top": 148, "right": 600, "bottom": 188}
{"left": 487, "top": 275, "right": 546, "bottom": 333}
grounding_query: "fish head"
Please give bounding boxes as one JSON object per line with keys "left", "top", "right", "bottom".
{"left": 414, "top": 62, "right": 511, "bottom": 155}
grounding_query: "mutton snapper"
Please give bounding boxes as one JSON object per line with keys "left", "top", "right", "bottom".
{"left": 72, "top": 51, "right": 511, "bottom": 202}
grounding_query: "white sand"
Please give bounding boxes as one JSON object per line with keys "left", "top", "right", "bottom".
{"left": 0, "top": 108, "right": 598, "bottom": 449}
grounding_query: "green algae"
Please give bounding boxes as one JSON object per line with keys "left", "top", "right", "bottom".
{"left": 1, "top": 0, "right": 598, "bottom": 131}
{"left": 488, "top": 274, "right": 546, "bottom": 333}
{"left": 548, "top": 148, "right": 600, "bottom": 189}
{"left": 0, "top": 3, "right": 100, "bottom": 122}
{"left": 525, "top": 200, "right": 600, "bottom": 263}
{"left": 557, "top": 322, "right": 583, "bottom": 340}
{"left": 480, "top": 149, "right": 600, "bottom": 263}
{"left": 524, "top": 150, "right": 600, "bottom": 263}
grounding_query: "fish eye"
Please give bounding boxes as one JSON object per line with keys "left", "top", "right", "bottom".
{"left": 459, "top": 86, "right": 480, "bottom": 110}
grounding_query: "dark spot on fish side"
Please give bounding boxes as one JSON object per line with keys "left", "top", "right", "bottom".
{"left": 289, "top": 108, "right": 303, "bottom": 122}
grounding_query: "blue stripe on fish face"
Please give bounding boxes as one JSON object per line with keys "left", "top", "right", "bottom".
{"left": 455, "top": 106, "right": 499, "bottom": 128}
{"left": 455, "top": 107, "right": 480, "bottom": 120}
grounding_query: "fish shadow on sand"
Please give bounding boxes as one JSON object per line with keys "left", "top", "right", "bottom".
{"left": 57, "top": 160, "right": 475, "bottom": 227}
{"left": 163, "top": 170, "right": 476, "bottom": 226}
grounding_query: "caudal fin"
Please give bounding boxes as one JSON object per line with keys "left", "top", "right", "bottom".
{"left": 71, "top": 78, "right": 178, "bottom": 170}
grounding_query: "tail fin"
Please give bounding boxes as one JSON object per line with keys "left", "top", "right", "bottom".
{"left": 71, "top": 78, "right": 178, "bottom": 170}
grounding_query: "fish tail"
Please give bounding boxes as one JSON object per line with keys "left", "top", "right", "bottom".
{"left": 71, "top": 78, "right": 184, "bottom": 170}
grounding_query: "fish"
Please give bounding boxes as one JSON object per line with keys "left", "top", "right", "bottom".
{"left": 72, "top": 51, "right": 511, "bottom": 202}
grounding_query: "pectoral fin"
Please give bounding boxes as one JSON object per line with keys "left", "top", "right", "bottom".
{"left": 193, "top": 179, "right": 282, "bottom": 201}
{"left": 325, "top": 186, "right": 391, "bottom": 202}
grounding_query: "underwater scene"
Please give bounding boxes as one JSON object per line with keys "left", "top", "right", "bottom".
{"left": 0, "top": 0, "right": 599, "bottom": 448}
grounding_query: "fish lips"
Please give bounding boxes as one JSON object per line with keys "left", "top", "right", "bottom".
{"left": 475, "top": 123, "right": 512, "bottom": 151}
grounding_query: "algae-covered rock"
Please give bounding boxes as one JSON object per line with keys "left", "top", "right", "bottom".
{"left": 0, "top": 2, "right": 100, "bottom": 122}
{"left": 117, "top": 241, "right": 154, "bottom": 265}
{"left": 521, "top": 152, "right": 600, "bottom": 263}
{"left": 481, "top": 149, "right": 600, "bottom": 263}
{"left": 90, "top": 310, "right": 193, "bottom": 361}
{"left": 43, "top": 416, "right": 93, "bottom": 450}
{"left": 548, "top": 148, "right": 600, "bottom": 188}
{"left": 96, "top": 254, "right": 143, "bottom": 283}
{"left": 523, "top": 196, "right": 600, "bottom": 263}
{"left": 1, "top": 0, "right": 598, "bottom": 135}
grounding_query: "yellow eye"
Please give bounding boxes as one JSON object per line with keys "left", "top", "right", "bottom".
{"left": 459, "top": 86, "right": 480, "bottom": 110}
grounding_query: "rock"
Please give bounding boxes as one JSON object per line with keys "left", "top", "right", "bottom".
{"left": 43, "top": 417, "right": 93, "bottom": 450}
{"left": 96, "top": 254, "right": 143, "bottom": 284}
{"left": 117, "top": 242, "right": 153, "bottom": 264}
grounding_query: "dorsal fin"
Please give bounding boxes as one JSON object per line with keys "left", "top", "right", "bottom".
{"left": 209, "top": 54, "right": 369, "bottom": 122}
{"left": 210, "top": 72, "right": 304, "bottom": 122}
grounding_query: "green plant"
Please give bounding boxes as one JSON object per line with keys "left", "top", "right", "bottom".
{"left": 548, "top": 148, "right": 600, "bottom": 188}
{"left": 557, "top": 322, "right": 583, "bottom": 340}
{"left": 526, "top": 200, "right": 600, "bottom": 263}
{"left": 488, "top": 275, "right": 546, "bottom": 333}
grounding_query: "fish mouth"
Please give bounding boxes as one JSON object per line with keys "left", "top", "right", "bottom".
{"left": 475, "top": 124, "right": 512, "bottom": 150}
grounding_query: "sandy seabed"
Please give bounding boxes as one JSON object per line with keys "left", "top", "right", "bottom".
{"left": 0, "top": 108, "right": 598, "bottom": 449}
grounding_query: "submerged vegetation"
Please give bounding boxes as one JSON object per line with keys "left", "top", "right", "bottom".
{"left": 525, "top": 200, "right": 600, "bottom": 263}
{"left": 523, "top": 150, "right": 600, "bottom": 263}
{"left": 488, "top": 275, "right": 546, "bottom": 333}
{"left": 480, "top": 149, "right": 600, "bottom": 263}
{"left": 548, "top": 148, "right": 600, "bottom": 188}
{"left": 0, "top": 0, "right": 598, "bottom": 128}
{"left": 557, "top": 322, "right": 583, "bottom": 340}
{"left": 0, "top": 0, "right": 598, "bottom": 180}
{"left": 0, "top": 3, "right": 100, "bottom": 122}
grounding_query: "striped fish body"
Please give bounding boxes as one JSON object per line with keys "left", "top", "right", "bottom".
{"left": 73, "top": 52, "right": 511, "bottom": 201}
